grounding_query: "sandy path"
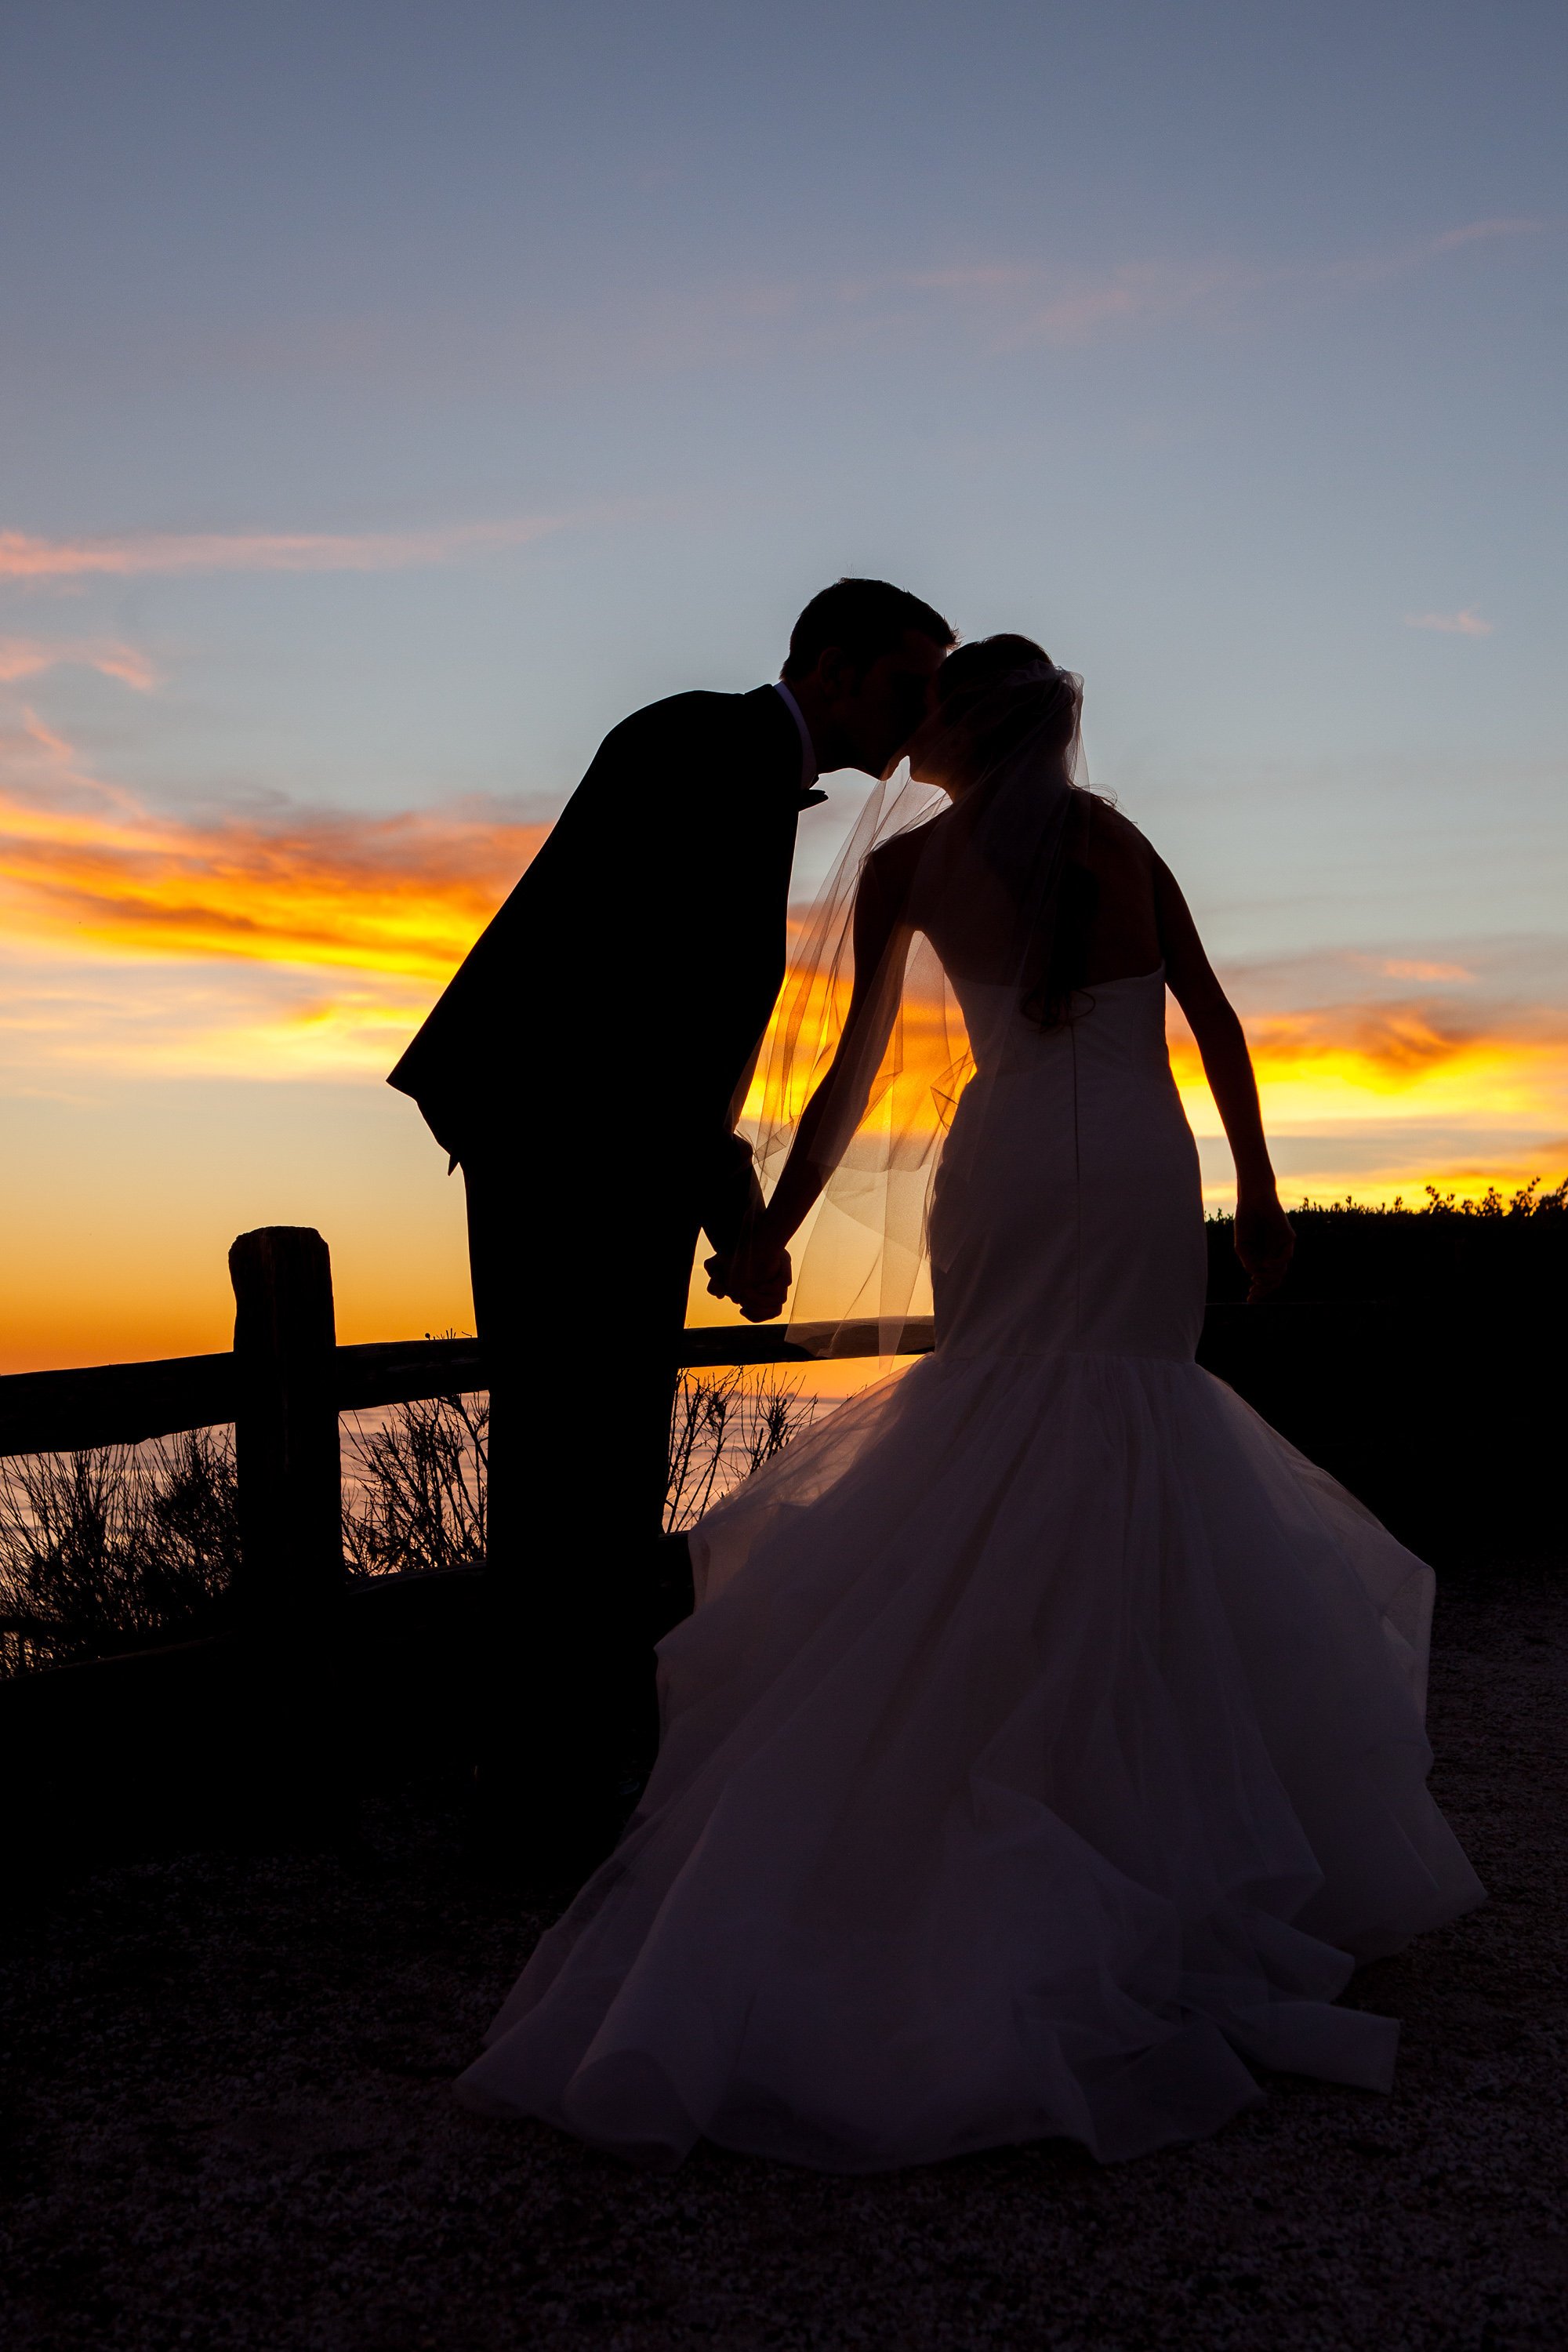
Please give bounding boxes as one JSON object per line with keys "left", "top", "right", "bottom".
{"left": 2, "top": 1570, "right": 1565, "bottom": 2352}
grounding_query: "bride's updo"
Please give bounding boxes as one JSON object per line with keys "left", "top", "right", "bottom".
{"left": 933, "top": 633, "right": 1079, "bottom": 773}
{"left": 936, "top": 630, "right": 1052, "bottom": 697}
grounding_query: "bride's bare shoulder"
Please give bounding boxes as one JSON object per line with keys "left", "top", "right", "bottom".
{"left": 1082, "top": 800, "right": 1171, "bottom": 909}
{"left": 1077, "top": 793, "right": 1151, "bottom": 858}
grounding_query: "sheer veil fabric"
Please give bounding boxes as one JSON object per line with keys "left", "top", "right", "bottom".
{"left": 456, "top": 666, "right": 1484, "bottom": 2172}
{"left": 748, "top": 660, "right": 1087, "bottom": 1354}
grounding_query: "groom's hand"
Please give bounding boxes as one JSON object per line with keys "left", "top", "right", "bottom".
{"left": 706, "top": 1238, "right": 792, "bottom": 1323}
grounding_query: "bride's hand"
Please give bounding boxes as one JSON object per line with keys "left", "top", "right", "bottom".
{"left": 1234, "top": 1192, "right": 1294, "bottom": 1303}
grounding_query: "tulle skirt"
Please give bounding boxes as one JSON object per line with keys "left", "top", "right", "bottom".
{"left": 456, "top": 1345, "right": 1483, "bottom": 2169}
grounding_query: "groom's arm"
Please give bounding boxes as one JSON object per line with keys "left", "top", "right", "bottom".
{"left": 695, "top": 1131, "right": 764, "bottom": 1258}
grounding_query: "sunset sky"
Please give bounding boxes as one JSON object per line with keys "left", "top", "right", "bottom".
{"left": 2, "top": 0, "right": 1565, "bottom": 1371}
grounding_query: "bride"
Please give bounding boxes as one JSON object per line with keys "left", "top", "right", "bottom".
{"left": 456, "top": 637, "right": 1483, "bottom": 2169}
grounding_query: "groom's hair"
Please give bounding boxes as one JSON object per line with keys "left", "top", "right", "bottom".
{"left": 783, "top": 579, "right": 956, "bottom": 683}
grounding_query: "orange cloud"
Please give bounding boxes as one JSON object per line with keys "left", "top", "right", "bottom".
{"left": 737, "top": 938, "right": 1568, "bottom": 1177}
{"left": 738, "top": 951, "right": 1568, "bottom": 1185}
{"left": 1189, "top": 999, "right": 1554, "bottom": 1086}
{"left": 0, "top": 709, "right": 541, "bottom": 988}
{"left": 3, "top": 707, "right": 1566, "bottom": 1185}
{"left": 1168, "top": 998, "right": 1568, "bottom": 1136}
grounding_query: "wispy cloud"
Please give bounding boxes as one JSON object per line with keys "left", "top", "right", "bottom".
{"left": 1432, "top": 216, "right": 1544, "bottom": 251}
{"left": 818, "top": 254, "right": 1263, "bottom": 354}
{"left": 1403, "top": 607, "right": 1494, "bottom": 637}
{"left": 0, "top": 509, "right": 593, "bottom": 586}
{"left": 1012, "top": 261, "right": 1254, "bottom": 348}
{"left": 136, "top": 216, "right": 1552, "bottom": 401}
{"left": 1378, "top": 958, "right": 1475, "bottom": 982}
{"left": 0, "top": 637, "right": 160, "bottom": 689}
{"left": 848, "top": 216, "right": 1549, "bottom": 355}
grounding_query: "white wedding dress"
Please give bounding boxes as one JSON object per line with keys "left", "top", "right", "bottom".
{"left": 457, "top": 964, "right": 1483, "bottom": 2169}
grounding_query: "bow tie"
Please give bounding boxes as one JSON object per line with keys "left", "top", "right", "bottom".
{"left": 798, "top": 788, "right": 828, "bottom": 809}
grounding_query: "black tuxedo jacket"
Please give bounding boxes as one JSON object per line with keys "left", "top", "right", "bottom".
{"left": 387, "top": 684, "right": 820, "bottom": 1239}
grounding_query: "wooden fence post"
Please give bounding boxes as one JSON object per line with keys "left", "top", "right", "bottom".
{"left": 229, "top": 1225, "right": 344, "bottom": 1831}
{"left": 229, "top": 1225, "right": 343, "bottom": 1620}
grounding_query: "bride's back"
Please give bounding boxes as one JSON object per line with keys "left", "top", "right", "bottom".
{"left": 873, "top": 786, "right": 1164, "bottom": 1005}
{"left": 1062, "top": 793, "right": 1163, "bottom": 987}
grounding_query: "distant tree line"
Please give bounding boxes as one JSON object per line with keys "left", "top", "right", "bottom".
{"left": 1206, "top": 1178, "right": 1567, "bottom": 1304}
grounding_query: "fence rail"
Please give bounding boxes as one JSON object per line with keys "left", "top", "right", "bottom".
{"left": 0, "top": 1303, "right": 935, "bottom": 1462}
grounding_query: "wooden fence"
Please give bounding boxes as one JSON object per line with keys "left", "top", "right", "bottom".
{"left": 0, "top": 1221, "right": 932, "bottom": 1566}
{"left": 3, "top": 1222, "right": 1558, "bottom": 1868}
{"left": 0, "top": 1225, "right": 942, "bottom": 1862}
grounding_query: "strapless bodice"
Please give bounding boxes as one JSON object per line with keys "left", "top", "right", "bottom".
{"left": 946, "top": 963, "right": 1174, "bottom": 1083}
{"left": 928, "top": 964, "right": 1207, "bottom": 1363}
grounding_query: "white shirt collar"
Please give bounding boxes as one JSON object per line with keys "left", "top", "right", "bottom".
{"left": 771, "top": 680, "right": 820, "bottom": 792}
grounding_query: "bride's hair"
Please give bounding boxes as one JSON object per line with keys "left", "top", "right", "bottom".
{"left": 936, "top": 630, "right": 1052, "bottom": 695}
{"left": 934, "top": 633, "right": 1076, "bottom": 769}
{"left": 931, "top": 632, "right": 1098, "bottom": 1033}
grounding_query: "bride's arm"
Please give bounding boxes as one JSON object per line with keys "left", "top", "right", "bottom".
{"left": 1153, "top": 856, "right": 1294, "bottom": 1301}
{"left": 713, "top": 853, "right": 911, "bottom": 1319}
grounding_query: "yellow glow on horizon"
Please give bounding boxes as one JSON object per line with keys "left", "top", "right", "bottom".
{"left": 1167, "top": 1012, "right": 1568, "bottom": 1214}
{"left": 7, "top": 720, "right": 1563, "bottom": 1134}
{"left": 0, "top": 776, "right": 544, "bottom": 987}
{"left": 1168, "top": 1010, "right": 1568, "bottom": 1127}
{"left": 738, "top": 966, "right": 1568, "bottom": 1162}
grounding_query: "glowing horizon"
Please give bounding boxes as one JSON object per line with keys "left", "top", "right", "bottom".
{"left": 6, "top": 735, "right": 1564, "bottom": 1144}
{"left": 3, "top": 713, "right": 1563, "bottom": 1375}
{"left": 5, "top": 711, "right": 1563, "bottom": 1142}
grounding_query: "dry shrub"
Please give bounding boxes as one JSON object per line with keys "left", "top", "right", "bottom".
{"left": 665, "top": 1366, "right": 816, "bottom": 1534}
{"left": 0, "top": 1429, "right": 238, "bottom": 1673}
{"left": 1, "top": 1357, "right": 816, "bottom": 1671}
{"left": 341, "top": 1392, "right": 488, "bottom": 1579}
{"left": 339, "top": 1363, "right": 816, "bottom": 1566}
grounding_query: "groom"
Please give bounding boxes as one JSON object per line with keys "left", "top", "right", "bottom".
{"left": 389, "top": 577, "right": 954, "bottom": 1854}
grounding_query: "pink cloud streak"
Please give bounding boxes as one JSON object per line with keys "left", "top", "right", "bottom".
{"left": 0, "top": 638, "right": 160, "bottom": 689}
{"left": 1403, "top": 608, "right": 1495, "bottom": 637}
{"left": 0, "top": 510, "right": 584, "bottom": 585}
{"left": 879, "top": 216, "right": 1547, "bottom": 351}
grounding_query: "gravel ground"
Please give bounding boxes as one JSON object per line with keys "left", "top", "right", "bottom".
{"left": 2, "top": 1570, "right": 1565, "bottom": 2352}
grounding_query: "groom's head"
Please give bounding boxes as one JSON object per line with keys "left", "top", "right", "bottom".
{"left": 782, "top": 579, "right": 955, "bottom": 777}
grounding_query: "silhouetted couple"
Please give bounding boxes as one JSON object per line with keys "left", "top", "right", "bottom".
{"left": 393, "top": 580, "right": 1481, "bottom": 2169}
{"left": 390, "top": 579, "right": 955, "bottom": 1857}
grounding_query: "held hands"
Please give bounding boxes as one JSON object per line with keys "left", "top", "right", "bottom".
{"left": 706, "top": 1221, "right": 793, "bottom": 1323}
{"left": 1234, "top": 1190, "right": 1295, "bottom": 1304}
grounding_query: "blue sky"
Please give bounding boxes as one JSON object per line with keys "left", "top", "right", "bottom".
{"left": 2, "top": 0, "right": 1565, "bottom": 1363}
